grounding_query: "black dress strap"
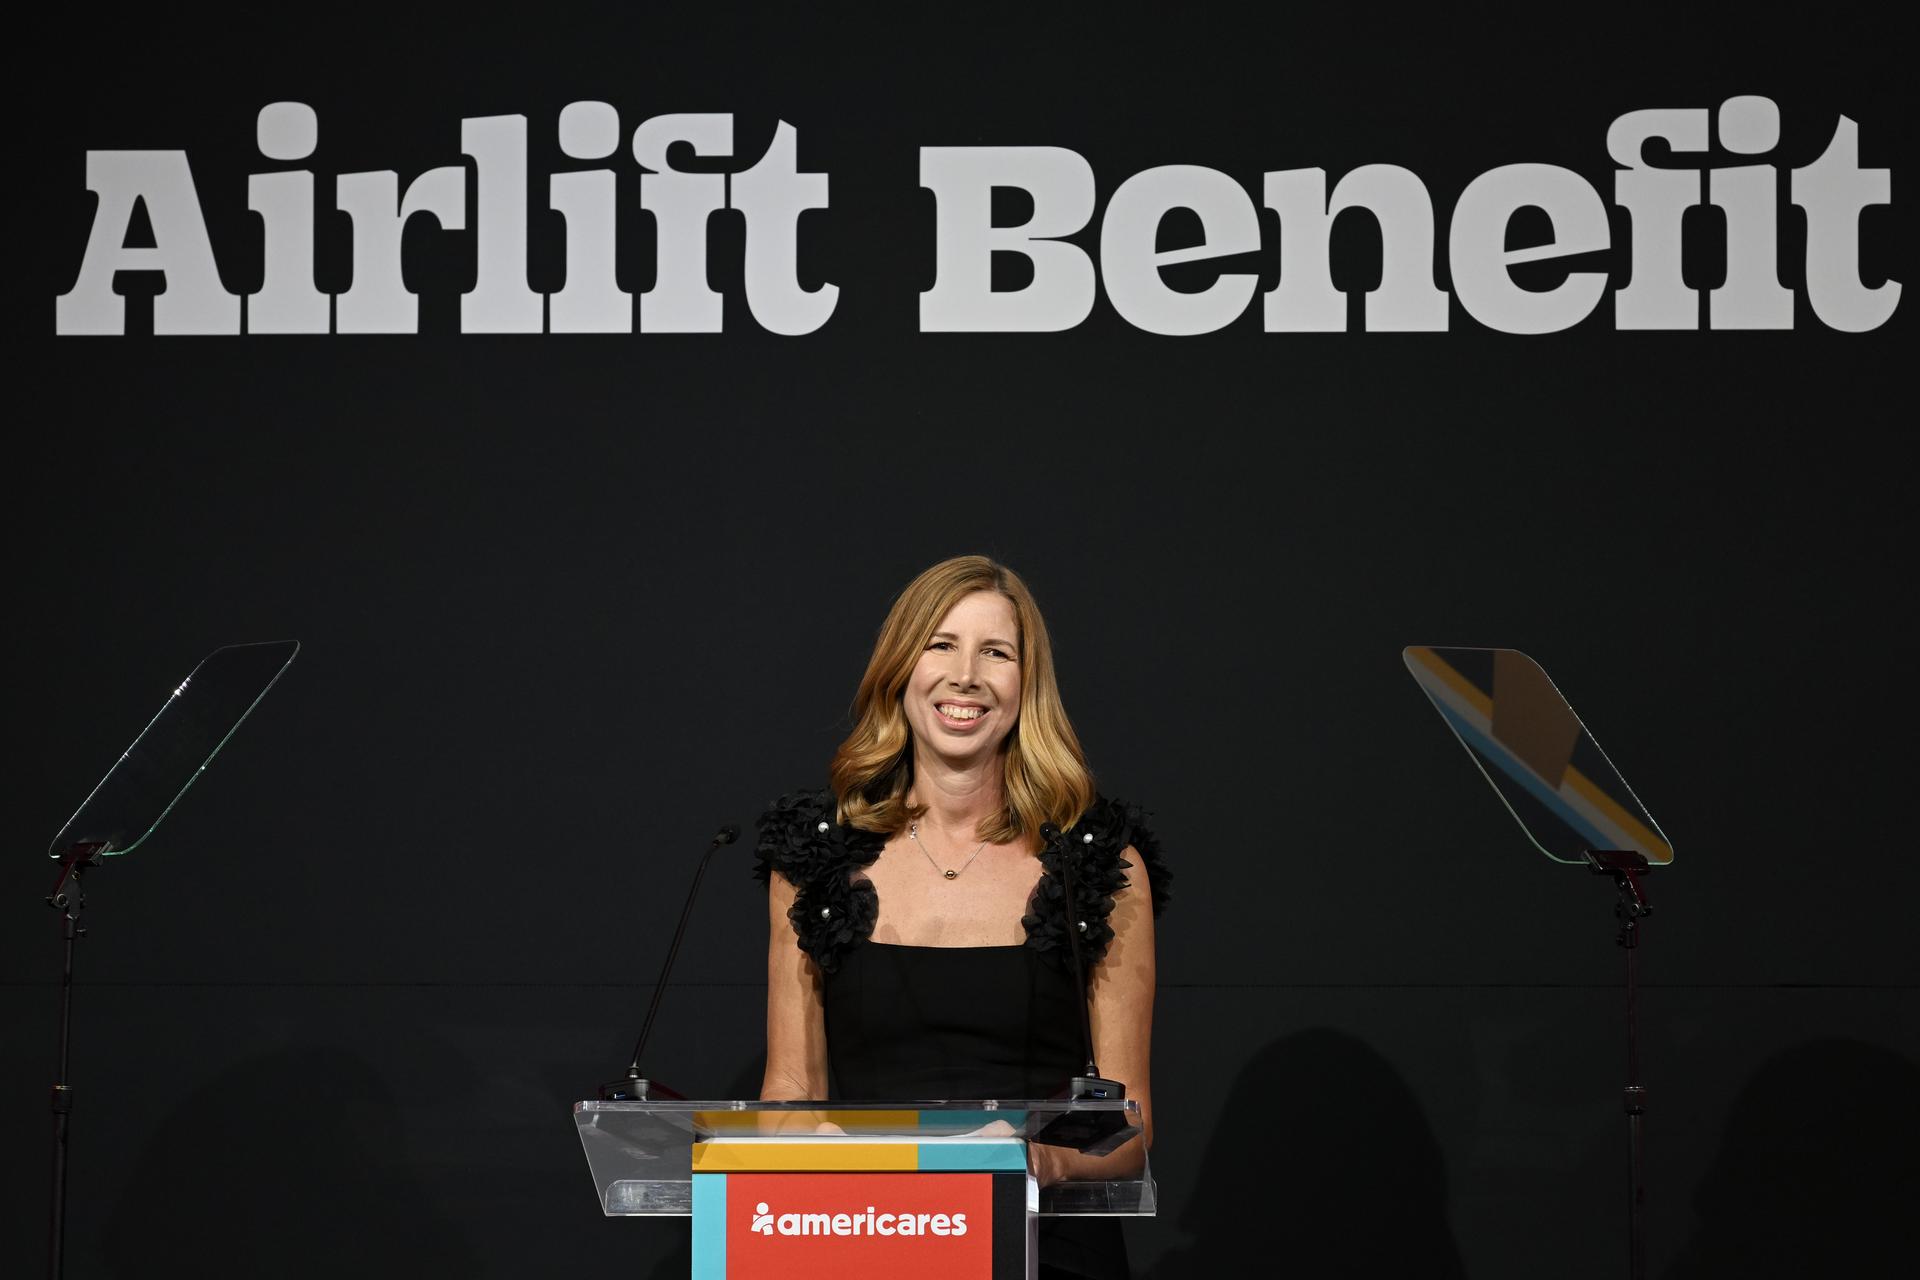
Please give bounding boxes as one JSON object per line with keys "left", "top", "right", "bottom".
{"left": 1022, "top": 796, "right": 1172, "bottom": 972}
{"left": 755, "top": 788, "right": 1170, "bottom": 974}
{"left": 753, "top": 789, "right": 880, "bottom": 974}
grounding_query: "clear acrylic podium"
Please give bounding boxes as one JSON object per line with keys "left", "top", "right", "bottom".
{"left": 576, "top": 1098, "right": 1154, "bottom": 1279}
{"left": 574, "top": 1098, "right": 1155, "bottom": 1217}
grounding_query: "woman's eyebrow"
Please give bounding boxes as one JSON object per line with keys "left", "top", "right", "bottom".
{"left": 929, "top": 630, "right": 1018, "bottom": 651}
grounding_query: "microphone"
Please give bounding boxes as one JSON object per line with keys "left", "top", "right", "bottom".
{"left": 1031, "top": 822, "right": 1132, "bottom": 1155}
{"left": 599, "top": 824, "right": 740, "bottom": 1101}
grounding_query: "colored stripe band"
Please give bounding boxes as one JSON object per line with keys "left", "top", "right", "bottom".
{"left": 690, "top": 1172, "right": 726, "bottom": 1280}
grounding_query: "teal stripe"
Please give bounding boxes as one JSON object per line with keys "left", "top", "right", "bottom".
{"left": 1433, "top": 700, "right": 1614, "bottom": 852}
{"left": 691, "top": 1174, "right": 727, "bottom": 1279}
{"left": 917, "top": 1109, "right": 1030, "bottom": 1132}
{"left": 917, "top": 1140, "right": 1029, "bottom": 1172}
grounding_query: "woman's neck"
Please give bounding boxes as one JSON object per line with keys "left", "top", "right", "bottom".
{"left": 908, "top": 752, "right": 1005, "bottom": 839}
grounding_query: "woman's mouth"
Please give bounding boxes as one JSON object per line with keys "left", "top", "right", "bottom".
{"left": 935, "top": 702, "right": 989, "bottom": 726}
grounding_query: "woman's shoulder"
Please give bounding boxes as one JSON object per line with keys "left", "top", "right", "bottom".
{"left": 752, "top": 786, "right": 880, "bottom": 886}
{"left": 753, "top": 786, "right": 882, "bottom": 974}
{"left": 1067, "top": 794, "right": 1173, "bottom": 918}
{"left": 756, "top": 786, "right": 836, "bottom": 835}
{"left": 1023, "top": 793, "right": 1172, "bottom": 967}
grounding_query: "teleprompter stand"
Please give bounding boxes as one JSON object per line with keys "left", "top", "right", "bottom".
{"left": 40, "top": 641, "right": 298, "bottom": 1279}
{"left": 44, "top": 841, "right": 105, "bottom": 1280}
{"left": 1403, "top": 645, "right": 1674, "bottom": 1280}
{"left": 1587, "top": 849, "right": 1654, "bottom": 1280}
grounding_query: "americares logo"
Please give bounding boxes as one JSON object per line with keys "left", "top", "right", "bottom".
{"left": 750, "top": 1198, "right": 970, "bottom": 1238}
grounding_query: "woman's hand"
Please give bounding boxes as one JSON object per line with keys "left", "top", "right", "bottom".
{"left": 1027, "top": 1140, "right": 1070, "bottom": 1188}
{"left": 958, "top": 1119, "right": 1018, "bottom": 1139}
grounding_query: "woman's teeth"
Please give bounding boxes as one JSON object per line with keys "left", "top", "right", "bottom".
{"left": 938, "top": 704, "right": 985, "bottom": 720}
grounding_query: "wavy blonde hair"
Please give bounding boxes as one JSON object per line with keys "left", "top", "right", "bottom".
{"left": 830, "top": 556, "right": 1094, "bottom": 842}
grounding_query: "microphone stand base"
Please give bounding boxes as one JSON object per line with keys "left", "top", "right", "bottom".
{"left": 596, "top": 1074, "right": 687, "bottom": 1103}
{"left": 1061, "top": 1075, "right": 1126, "bottom": 1102}
{"left": 1030, "top": 1076, "right": 1133, "bottom": 1155}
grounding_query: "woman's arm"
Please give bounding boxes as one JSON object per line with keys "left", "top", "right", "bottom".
{"left": 1031, "top": 849, "right": 1157, "bottom": 1185}
{"left": 760, "top": 869, "right": 830, "bottom": 1102}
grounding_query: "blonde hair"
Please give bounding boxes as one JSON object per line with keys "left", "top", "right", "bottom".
{"left": 830, "top": 555, "right": 1095, "bottom": 842}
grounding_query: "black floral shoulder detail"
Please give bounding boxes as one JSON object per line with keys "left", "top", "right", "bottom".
{"left": 755, "top": 788, "right": 1170, "bottom": 974}
{"left": 1022, "top": 796, "right": 1172, "bottom": 972}
{"left": 754, "top": 788, "right": 882, "bottom": 974}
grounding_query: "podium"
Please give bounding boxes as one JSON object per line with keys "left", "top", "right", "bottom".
{"left": 574, "top": 1098, "right": 1154, "bottom": 1279}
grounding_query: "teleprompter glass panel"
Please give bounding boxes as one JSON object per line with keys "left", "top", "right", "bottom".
{"left": 48, "top": 641, "right": 300, "bottom": 858}
{"left": 1402, "top": 646, "right": 1672, "bottom": 865}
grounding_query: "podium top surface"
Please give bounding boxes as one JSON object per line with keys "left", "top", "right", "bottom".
{"left": 574, "top": 1098, "right": 1155, "bottom": 1218}
{"left": 578, "top": 1097, "right": 1134, "bottom": 1131}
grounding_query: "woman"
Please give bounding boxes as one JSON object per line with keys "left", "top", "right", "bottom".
{"left": 756, "top": 555, "right": 1170, "bottom": 1280}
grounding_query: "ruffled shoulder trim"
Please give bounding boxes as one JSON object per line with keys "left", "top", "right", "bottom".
{"left": 1022, "top": 796, "right": 1171, "bottom": 971}
{"left": 753, "top": 787, "right": 838, "bottom": 885}
{"left": 754, "top": 788, "right": 1169, "bottom": 974}
{"left": 753, "top": 787, "right": 882, "bottom": 974}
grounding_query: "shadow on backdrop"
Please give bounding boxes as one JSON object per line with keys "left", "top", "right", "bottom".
{"left": 1663, "top": 1038, "right": 1919, "bottom": 1280}
{"left": 101, "top": 1046, "right": 477, "bottom": 1277}
{"left": 1145, "top": 1028, "right": 1465, "bottom": 1280}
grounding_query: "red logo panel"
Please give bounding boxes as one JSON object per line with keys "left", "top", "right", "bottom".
{"left": 725, "top": 1172, "right": 994, "bottom": 1280}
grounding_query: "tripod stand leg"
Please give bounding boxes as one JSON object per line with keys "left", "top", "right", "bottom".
{"left": 49, "top": 915, "right": 78, "bottom": 1279}
{"left": 1623, "top": 917, "right": 1647, "bottom": 1280}
{"left": 50, "top": 1097, "right": 69, "bottom": 1279}
{"left": 46, "top": 853, "right": 92, "bottom": 1280}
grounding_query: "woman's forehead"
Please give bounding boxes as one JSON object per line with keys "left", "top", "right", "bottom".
{"left": 936, "top": 590, "right": 1019, "bottom": 632}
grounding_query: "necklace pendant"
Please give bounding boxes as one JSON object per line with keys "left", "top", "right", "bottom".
{"left": 944, "top": 868, "right": 958, "bottom": 880}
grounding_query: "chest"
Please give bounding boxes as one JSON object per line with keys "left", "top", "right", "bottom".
{"left": 858, "top": 836, "right": 1044, "bottom": 948}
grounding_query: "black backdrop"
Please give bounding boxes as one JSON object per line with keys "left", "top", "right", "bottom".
{"left": 10, "top": 8, "right": 1917, "bottom": 1277}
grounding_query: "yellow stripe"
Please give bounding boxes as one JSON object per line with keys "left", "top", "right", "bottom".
{"left": 1406, "top": 647, "right": 1493, "bottom": 717}
{"left": 1563, "top": 768, "right": 1674, "bottom": 864}
{"left": 690, "top": 1141, "right": 920, "bottom": 1172}
{"left": 693, "top": 1109, "right": 921, "bottom": 1134}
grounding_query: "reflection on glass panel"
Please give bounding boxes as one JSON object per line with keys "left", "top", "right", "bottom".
{"left": 1403, "top": 646, "right": 1672, "bottom": 866}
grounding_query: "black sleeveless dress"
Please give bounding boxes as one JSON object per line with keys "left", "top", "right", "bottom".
{"left": 755, "top": 789, "right": 1171, "bottom": 1280}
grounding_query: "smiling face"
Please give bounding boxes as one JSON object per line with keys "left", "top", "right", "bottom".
{"left": 903, "top": 589, "right": 1023, "bottom": 772}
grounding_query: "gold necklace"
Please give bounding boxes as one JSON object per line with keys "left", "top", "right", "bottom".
{"left": 908, "top": 820, "right": 988, "bottom": 880}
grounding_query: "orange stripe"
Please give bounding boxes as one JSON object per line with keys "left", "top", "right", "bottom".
{"left": 1406, "top": 647, "right": 1494, "bottom": 717}
{"left": 694, "top": 1109, "right": 921, "bottom": 1134}
{"left": 1563, "top": 768, "right": 1674, "bottom": 864}
{"left": 690, "top": 1141, "right": 920, "bottom": 1172}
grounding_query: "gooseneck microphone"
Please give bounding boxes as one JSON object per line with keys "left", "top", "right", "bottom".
{"left": 599, "top": 824, "right": 740, "bottom": 1101}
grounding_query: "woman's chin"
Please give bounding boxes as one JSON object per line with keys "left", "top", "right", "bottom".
{"left": 919, "top": 736, "right": 1009, "bottom": 772}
